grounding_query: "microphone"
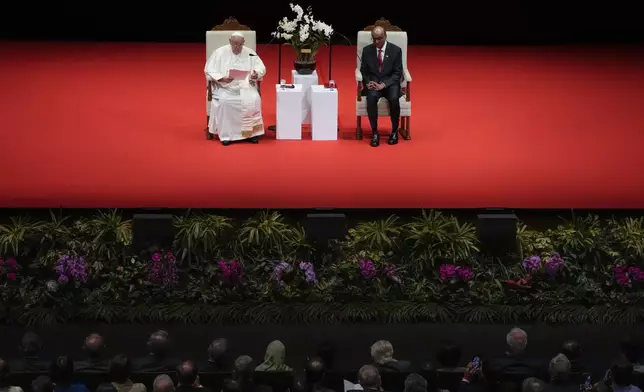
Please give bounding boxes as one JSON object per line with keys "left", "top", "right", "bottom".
{"left": 332, "top": 31, "right": 363, "bottom": 63}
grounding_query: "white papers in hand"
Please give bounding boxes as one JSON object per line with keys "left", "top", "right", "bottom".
{"left": 343, "top": 380, "right": 362, "bottom": 392}
{"left": 227, "top": 69, "right": 251, "bottom": 80}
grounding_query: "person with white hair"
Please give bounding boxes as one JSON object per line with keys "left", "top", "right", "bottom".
{"left": 549, "top": 353, "right": 571, "bottom": 382}
{"left": 205, "top": 31, "right": 266, "bottom": 146}
{"left": 506, "top": 327, "right": 528, "bottom": 354}
{"left": 370, "top": 340, "right": 410, "bottom": 372}
{"left": 486, "top": 328, "right": 548, "bottom": 387}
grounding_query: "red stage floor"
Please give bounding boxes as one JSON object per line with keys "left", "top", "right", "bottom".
{"left": 1, "top": 42, "right": 643, "bottom": 209}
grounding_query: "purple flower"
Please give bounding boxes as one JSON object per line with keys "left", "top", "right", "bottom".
{"left": 545, "top": 253, "right": 564, "bottom": 276}
{"left": 57, "top": 275, "right": 69, "bottom": 284}
{"left": 148, "top": 253, "right": 178, "bottom": 287}
{"left": 299, "top": 261, "right": 318, "bottom": 285}
{"left": 383, "top": 263, "right": 401, "bottom": 283}
{"left": 55, "top": 255, "right": 88, "bottom": 283}
{"left": 439, "top": 264, "right": 457, "bottom": 281}
{"left": 271, "top": 261, "right": 293, "bottom": 285}
{"left": 522, "top": 256, "right": 541, "bottom": 273}
{"left": 456, "top": 266, "right": 473, "bottom": 281}
{"left": 359, "top": 260, "right": 376, "bottom": 279}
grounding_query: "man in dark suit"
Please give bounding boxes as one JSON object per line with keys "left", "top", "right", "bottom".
{"left": 360, "top": 26, "right": 403, "bottom": 147}
{"left": 76, "top": 333, "right": 109, "bottom": 373}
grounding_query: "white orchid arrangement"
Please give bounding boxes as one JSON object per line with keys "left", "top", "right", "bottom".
{"left": 272, "top": 4, "right": 333, "bottom": 62}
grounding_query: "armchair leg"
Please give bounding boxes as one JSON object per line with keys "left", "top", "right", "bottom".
{"left": 403, "top": 117, "right": 411, "bottom": 140}
{"left": 205, "top": 116, "right": 213, "bottom": 140}
{"left": 356, "top": 116, "right": 363, "bottom": 140}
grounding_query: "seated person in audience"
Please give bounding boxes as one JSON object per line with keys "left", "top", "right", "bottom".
{"left": 403, "top": 374, "right": 427, "bottom": 392}
{"left": 348, "top": 365, "right": 382, "bottom": 392}
{"left": 10, "top": 332, "right": 49, "bottom": 372}
{"left": 460, "top": 359, "right": 487, "bottom": 392}
{"left": 521, "top": 378, "right": 547, "bottom": 392}
{"left": 370, "top": 340, "right": 411, "bottom": 372}
{"left": 304, "top": 357, "right": 334, "bottom": 392}
{"left": 176, "top": 361, "right": 211, "bottom": 392}
{"left": 0, "top": 359, "right": 24, "bottom": 392}
{"left": 561, "top": 341, "right": 592, "bottom": 376}
{"left": 133, "top": 331, "right": 178, "bottom": 373}
{"left": 292, "top": 374, "right": 306, "bottom": 392}
{"left": 433, "top": 342, "right": 467, "bottom": 392}
{"left": 315, "top": 343, "right": 336, "bottom": 372}
{"left": 486, "top": 328, "right": 547, "bottom": 386}
{"left": 204, "top": 31, "right": 266, "bottom": 146}
{"left": 605, "top": 359, "right": 642, "bottom": 392}
{"left": 232, "top": 356, "right": 271, "bottom": 392}
{"left": 152, "top": 375, "right": 175, "bottom": 392}
{"left": 96, "top": 384, "right": 118, "bottom": 392}
{"left": 619, "top": 337, "right": 644, "bottom": 374}
{"left": 223, "top": 380, "right": 243, "bottom": 392}
{"left": 32, "top": 376, "right": 54, "bottom": 392}
{"left": 201, "top": 339, "right": 230, "bottom": 373}
{"left": 109, "top": 355, "right": 146, "bottom": 392}
{"left": 50, "top": 356, "right": 90, "bottom": 392}
{"left": 436, "top": 342, "right": 467, "bottom": 372}
{"left": 76, "top": 334, "right": 109, "bottom": 373}
{"left": 255, "top": 341, "right": 292, "bottom": 372}
{"left": 548, "top": 354, "right": 577, "bottom": 392}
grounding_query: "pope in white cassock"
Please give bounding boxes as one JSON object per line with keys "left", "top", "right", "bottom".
{"left": 205, "top": 32, "right": 266, "bottom": 146}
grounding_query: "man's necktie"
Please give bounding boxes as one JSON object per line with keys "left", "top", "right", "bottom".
{"left": 378, "top": 49, "right": 383, "bottom": 72}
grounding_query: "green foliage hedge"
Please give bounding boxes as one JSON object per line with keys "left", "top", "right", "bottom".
{"left": 1, "top": 209, "right": 644, "bottom": 325}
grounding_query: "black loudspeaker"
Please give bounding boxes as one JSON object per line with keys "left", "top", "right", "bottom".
{"left": 132, "top": 213, "right": 174, "bottom": 252}
{"left": 476, "top": 211, "right": 518, "bottom": 256}
{"left": 305, "top": 213, "right": 348, "bottom": 244}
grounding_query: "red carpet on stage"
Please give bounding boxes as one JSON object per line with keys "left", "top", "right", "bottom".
{"left": 1, "top": 41, "right": 643, "bottom": 209}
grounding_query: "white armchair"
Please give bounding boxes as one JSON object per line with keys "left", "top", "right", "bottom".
{"left": 355, "top": 19, "right": 412, "bottom": 140}
{"left": 204, "top": 18, "right": 259, "bottom": 139}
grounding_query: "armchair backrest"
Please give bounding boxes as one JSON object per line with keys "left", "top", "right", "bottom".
{"left": 357, "top": 19, "right": 408, "bottom": 70}
{"left": 206, "top": 18, "right": 257, "bottom": 60}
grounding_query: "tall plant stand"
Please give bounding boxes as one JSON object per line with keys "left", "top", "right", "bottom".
{"left": 267, "top": 43, "right": 283, "bottom": 133}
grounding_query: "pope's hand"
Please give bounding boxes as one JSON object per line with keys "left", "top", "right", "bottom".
{"left": 250, "top": 71, "right": 259, "bottom": 80}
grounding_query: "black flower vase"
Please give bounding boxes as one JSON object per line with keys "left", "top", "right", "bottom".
{"left": 294, "top": 60, "right": 316, "bottom": 75}
{"left": 294, "top": 48, "right": 316, "bottom": 75}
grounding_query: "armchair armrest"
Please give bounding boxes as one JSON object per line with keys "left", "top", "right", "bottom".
{"left": 403, "top": 68, "right": 412, "bottom": 83}
{"left": 402, "top": 68, "right": 411, "bottom": 102}
{"left": 356, "top": 68, "right": 363, "bottom": 101}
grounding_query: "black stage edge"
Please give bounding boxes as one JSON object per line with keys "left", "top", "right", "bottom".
{"left": 1, "top": 208, "right": 644, "bottom": 229}
{"left": 0, "top": 323, "right": 635, "bottom": 369}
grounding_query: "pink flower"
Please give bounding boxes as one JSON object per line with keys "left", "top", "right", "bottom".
{"left": 7, "top": 273, "right": 16, "bottom": 281}
{"left": 439, "top": 264, "right": 457, "bottom": 281}
{"left": 166, "top": 252, "right": 176, "bottom": 262}
{"left": 152, "top": 253, "right": 161, "bottom": 262}
{"left": 218, "top": 260, "right": 231, "bottom": 279}
{"left": 629, "top": 267, "right": 644, "bottom": 281}
{"left": 456, "top": 266, "right": 473, "bottom": 281}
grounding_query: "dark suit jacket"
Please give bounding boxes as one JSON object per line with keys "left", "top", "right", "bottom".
{"left": 9, "top": 356, "right": 50, "bottom": 372}
{"left": 75, "top": 358, "right": 110, "bottom": 373}
{"left": 131, "top": 355, "right": 178, "bottom": 372}
{"left": 360, "top": 42, "right": 403, "bottom": 95}
{"left": 486, "top": 354, "right": 547, "bottom": 388}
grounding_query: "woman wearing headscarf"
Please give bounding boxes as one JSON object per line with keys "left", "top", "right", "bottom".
{"left": 255, "top": 341, "right": 292, "bottom": 372}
